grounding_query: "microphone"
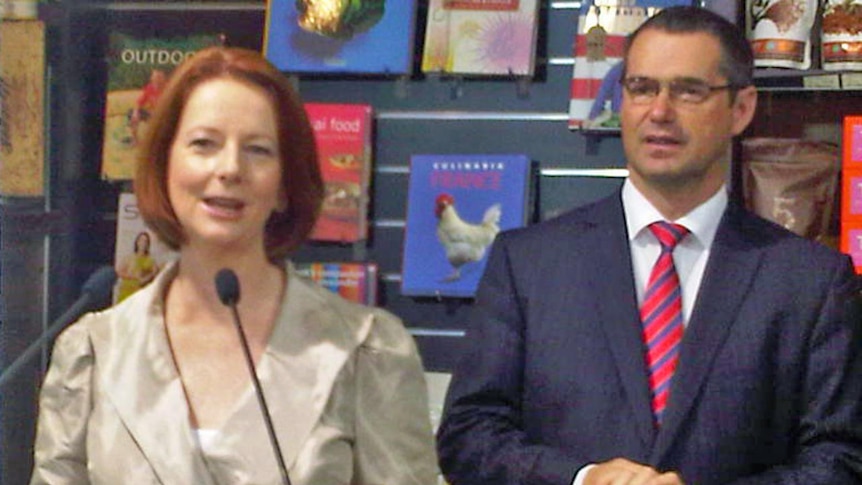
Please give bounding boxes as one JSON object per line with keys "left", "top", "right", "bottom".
{"left": 0, "top": 265, "right": 117, "bottom": 389}
{"left": 215, "top": 268, "right": 291, "bottom": 485}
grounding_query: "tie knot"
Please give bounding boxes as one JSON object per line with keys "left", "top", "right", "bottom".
{"left": 649, "top": 221, "right": 689, "bottom": 251}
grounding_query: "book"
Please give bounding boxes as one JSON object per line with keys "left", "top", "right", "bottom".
{"left": 100, "top": 32, "right": 222, "bottom": 181}
{"left": 567, "top": 0, "right": 690, "bottom": 132}
{"left": 305, "top": 103, "right": 374, "bottom": 243}
{"left": 0, "top": 20, "right": 45, "bottom": 196}
{"left": 264, "top": 0, "right": 418, "bottom": 75}
{"left": 113, "top": 193, "right": 176, "bottom": 303}
{"left": 293, "top": 261, "right": 379, "bottom": 306}
{"left": 401, "top": 154, "right": 533, "bottom": 298}
{"left": 841, "top": 115, "right": 862, "bottom": 274}
{"left": 420, "top": 0, "right": 540, "bottom": 77}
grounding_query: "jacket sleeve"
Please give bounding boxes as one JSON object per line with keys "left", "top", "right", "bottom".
{"left": 436, "top": 235, "right": 583, "bottom": 485}
{"left": 728, "top": 259, "right": 862, "bottom": 485}
{"left": 352, "top": 310, "right": 441, "bottom": 485}
{"left": 30, "top": 318, "right": 96, "bottom": 485}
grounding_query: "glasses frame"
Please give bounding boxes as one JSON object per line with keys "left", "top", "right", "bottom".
{"left": 619, "top": 76, "right": 739, "bottom": 105}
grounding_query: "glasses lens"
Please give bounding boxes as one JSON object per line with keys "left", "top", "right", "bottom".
{"left": 670, "top": 80, "right": 711, "bottom": 103}
{"left": 623, "top": 77, "right": 659, "bottom": 103}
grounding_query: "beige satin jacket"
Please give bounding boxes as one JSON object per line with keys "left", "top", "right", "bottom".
{"left": 31, "top": 262, "right": 440, "bottom": 485}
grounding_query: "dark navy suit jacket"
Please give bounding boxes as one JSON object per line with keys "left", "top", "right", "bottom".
{"left": 437, "top": 192, "right": 862, "bottom": 485}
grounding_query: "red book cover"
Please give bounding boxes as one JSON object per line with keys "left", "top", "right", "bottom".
{"left": 304, "top": 103, "right": 373, "bottom": 243}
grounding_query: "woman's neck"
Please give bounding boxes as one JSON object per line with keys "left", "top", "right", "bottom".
{"left": 166, "top": 247, "right": 286, "bottom": 333}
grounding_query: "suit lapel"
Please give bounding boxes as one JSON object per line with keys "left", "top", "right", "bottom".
{"left": 93, "top": 264, "right": 215, "bottom": 484}
{"left": 651, "top": 206, "right": 764, "bottom": 462}
{"left": 582, "top": 196, "right": 656, "bottom": 448}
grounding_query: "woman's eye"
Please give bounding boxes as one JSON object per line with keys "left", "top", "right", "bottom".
{"left": 190, "top": 138, "right": 214, "bottom": 150}
{"left": 247, "top": 145, "right": 275, "bottom": 156}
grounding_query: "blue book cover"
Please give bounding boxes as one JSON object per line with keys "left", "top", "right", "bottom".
{"left": 264, "top": 0, "right": 418, "bottom": 75}
{"left": 401, "top": 154, "right": 532, "bottom": 298}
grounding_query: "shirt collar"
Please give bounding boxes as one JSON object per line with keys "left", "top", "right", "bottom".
{"left": 622, "top": 179, "right": 727, "bottom": 248}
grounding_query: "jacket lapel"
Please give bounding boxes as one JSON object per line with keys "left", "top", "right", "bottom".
{"left": 92, "top": 263, "right": 215, "bottom": 484}
{"left": 236, "top": 272, "right": 369, "bottom": 471}
{"left": 583, "top": 196, "right": 657, "bottom": 449}
{"left": 650, "top": 205, "right": 764, "bottom": 462}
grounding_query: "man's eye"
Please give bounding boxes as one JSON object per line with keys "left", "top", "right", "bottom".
{"left": 675, "top": 83, "right": 708, "bottom": 97}
{"left": 629, "top": 82, "right": 656, "bottom": 95}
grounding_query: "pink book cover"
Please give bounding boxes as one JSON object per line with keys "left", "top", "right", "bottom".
{"left": 304, "top": 103, "right": 373, "bottom": 243}
{"left": 421, "top": 0, "right": 539, "bottom": 76}
{"left": 841, "top": 116, "right": 862, "bottom": 274}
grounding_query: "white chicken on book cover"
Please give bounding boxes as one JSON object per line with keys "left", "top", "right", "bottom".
{"left": 401, "top": 154, "right": 532, "bottom": 298}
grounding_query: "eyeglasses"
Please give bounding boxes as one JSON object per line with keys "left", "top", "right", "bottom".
{"left": 620, "top": 76, "right": 738, "bottom": 105}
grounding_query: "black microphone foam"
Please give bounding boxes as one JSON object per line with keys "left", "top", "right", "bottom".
{"left": 215, "top": 268, "right": 240, "bottom": 306}
{"left": 81, "top": 266, "right": 118, "bottom": 301}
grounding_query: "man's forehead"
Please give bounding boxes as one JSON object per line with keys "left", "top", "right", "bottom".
{"left": 626, "top": 29, "right": 722, "bottom": 75}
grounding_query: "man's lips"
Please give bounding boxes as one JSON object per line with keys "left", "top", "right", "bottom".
{"left": 643, "top": 134, "right": 683, "bottom": 146}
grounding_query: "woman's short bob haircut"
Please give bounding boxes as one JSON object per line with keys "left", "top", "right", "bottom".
{"left": 135, "top": 46, "right": 323, "bottom": 261}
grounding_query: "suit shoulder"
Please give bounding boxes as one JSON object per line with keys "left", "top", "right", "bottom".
{"left": 737, "top": 209, "right": 848, "bottom": 262}
{"left": 496, "top": 196, "right": 610, "bottom": 247}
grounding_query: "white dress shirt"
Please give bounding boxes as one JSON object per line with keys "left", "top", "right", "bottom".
{"left": 572, "top": 180, "right": 727, "bottom": 485}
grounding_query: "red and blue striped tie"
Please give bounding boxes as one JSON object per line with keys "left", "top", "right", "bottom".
{"left": 641, "top": 221, "right": 689, "bottom": 426}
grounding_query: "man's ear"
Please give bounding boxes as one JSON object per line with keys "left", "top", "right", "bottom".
{"left": 731, "top": 85, "right": 757, "bottom": 136}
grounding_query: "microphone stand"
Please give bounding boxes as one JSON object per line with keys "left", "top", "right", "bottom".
{"left": 225, "top": 302, "right": 292, "bottom": 485}
{"left": 0, "top": 266, "right": 116, "bottom": 390}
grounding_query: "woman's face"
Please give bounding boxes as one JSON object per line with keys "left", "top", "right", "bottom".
{"left": 134, "top": 232, "right": 150, "bottom": 253}
{"left": 166, "top": 78, "right": 285, "bottom": 256}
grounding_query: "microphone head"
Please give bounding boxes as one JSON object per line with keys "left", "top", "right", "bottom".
{"left": 81, "top": 266, "right": 118, "bottom": 302}
{"left": 215, "top": 268, "right": 240, "bottom": 306}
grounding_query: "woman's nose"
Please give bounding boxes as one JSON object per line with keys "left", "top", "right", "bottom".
{"left": 215, "top": 145, "right": 243, "bottom": 181}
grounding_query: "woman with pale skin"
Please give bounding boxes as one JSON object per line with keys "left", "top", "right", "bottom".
{"left": 31, "top": 47, "right": 439, "bottom": 484}
{"left": 115, "top": 231, "right": 160, "bottom": 302}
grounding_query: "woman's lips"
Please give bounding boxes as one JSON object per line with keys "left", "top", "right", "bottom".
{"left": 203, "top": 197, "right": 245, "bottom": 217}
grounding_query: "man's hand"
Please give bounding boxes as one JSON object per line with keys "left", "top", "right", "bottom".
{"left": 584, "top": 458, "right": 684, "bottom": 485}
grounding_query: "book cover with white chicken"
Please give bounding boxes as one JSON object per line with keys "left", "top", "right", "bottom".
{"left": 401, "top": 154, "right": 532, "bottom": 298}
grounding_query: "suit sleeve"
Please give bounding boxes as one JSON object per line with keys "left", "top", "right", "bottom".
{"left": 437, "top": 235, "right": 584, "bottom": 485}
{"left": 30, "top": 319, "right": 95, "bottom": 485}
{"left": 352, "top": 310, "right": 441, "bottom": 485}
{"left": 729, "top": 259, "right": 862, "bottom": 485}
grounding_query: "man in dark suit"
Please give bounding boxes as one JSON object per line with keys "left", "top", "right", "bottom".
{"left": 436, "top": 6, "right": 862, "bottom": 485}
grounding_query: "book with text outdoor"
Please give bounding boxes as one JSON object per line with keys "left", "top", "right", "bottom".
{"left": 305, "top": 102, "right": 374, "bottom": 243}
{"left": 293, "top": 261, "right": 379, "bottom": 306}
{"left": 420, "top": 0, "right": 540, "bottom": 77}
{"left": 264, "top": 0, "right": 418, "bottom": 75}
{"left": 100, "top": 31, "right": 222, "bottom": 181}
{"left": 401, "top": 154, "right": 533, "bottom": 298}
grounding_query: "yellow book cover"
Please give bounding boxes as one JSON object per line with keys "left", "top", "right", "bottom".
{"left": 0, "top": 20, "right": 44, "bottom": 196}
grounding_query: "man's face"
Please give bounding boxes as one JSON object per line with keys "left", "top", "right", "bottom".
{"left": 620, "top": 29, "right": 756, "bottom": 198}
